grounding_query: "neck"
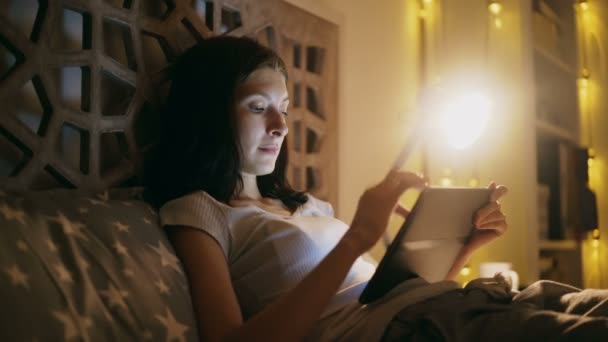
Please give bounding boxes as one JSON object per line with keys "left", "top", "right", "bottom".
{"left": 236, "top": 172, "right": 262, "bottom": 200}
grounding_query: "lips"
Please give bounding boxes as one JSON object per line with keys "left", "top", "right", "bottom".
{"left": 259, "top": 145, "right": 279, "bottom": 153}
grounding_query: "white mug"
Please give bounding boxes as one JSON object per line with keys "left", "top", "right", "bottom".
{"left": 479, "top": 262, "right": 519, "bottom": 291}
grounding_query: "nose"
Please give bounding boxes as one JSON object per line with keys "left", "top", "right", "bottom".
{"left": 267, "top": 109, "right": 288, "bottom": 137}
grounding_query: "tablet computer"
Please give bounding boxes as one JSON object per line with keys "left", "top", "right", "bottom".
{"left": 358, "top": 187, "right": 492, "bottom": 304}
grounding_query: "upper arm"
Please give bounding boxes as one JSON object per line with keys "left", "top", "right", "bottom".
{"left": 167, "top": 225, "right": 243, "bottom": 342}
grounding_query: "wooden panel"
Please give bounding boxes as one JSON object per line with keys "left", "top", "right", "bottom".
{"left": 0, "top": 0, "right": 337, "bottom": 204}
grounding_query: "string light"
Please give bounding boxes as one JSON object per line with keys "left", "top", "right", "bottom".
{"left": 418, "top": 0, "right": 433, "bottom": 19}
{"left": 575, "top": 0, "right": 603, "bottom": 288}
{"left": 419, "top": 0, "right": 431, "bottom": 19}
{"left": 578, "top": 69, "right": 594, "bottom": 169}
{"left": 460, "top": 264, "right": 471, "bottom": 276}
{"left": 588, "top": 145, "right": 595, "bottom": 168}
{"left": 440, "top": 168, "right": 453, "bottom": 187}
{"left": 494, "top": 17, "right": 503, "bottom": 29}
{"left": 488, "top": 1, "right": 502, "bottom": 15}
{"left": 579, "top": 68, "right": 590, "bottom": 88}
{"left": 590, "top": 217, "right": 600, "bottom": 249}
{"left": 488, "top": 1, "right": 503, "bottom": 29}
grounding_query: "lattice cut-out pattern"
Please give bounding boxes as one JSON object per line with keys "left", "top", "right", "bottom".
{"left": 50, "top": 7, "right": 92, "bottom": 50}
{"left": 103, "top": 18, "right": 137, "bottom": 71}
{"left": 0, "top": 126, "right": 32, "bottom": 177}
{"left": 0, "top": 35, "right": 25, "bottom": 81}
{"left": 100, "top": 70, "right": 135, "bottom": 116}
{"left": 3, "top": 0, "right": 46, "bottom": 42}
{"left": 54, "top": 66, "right": 91, "bottom": 112}
{"left": 268, "top": 6, "right": 338, "bottom": 201}
{"left": 11, "top": 77, "right": 52, "bottom": 136}
{"left": 57, "top": 122, "right": 89, "bottom": 175}
{"left": 0, "top": 0, "right": 338, "bottom": 205}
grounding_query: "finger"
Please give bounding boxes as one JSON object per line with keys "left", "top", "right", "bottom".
{"left": 477, "top": 216, "right": 507, "bottom": 230}
{"left": 477, "top": 220, "right": 508, "bottom": 235}
{"left": 476, "top": 210, "right": 505, "bottom": 227}
{"left": 394, "top": 203, "right": 410, "bottom": 219}
{"left": 384, "top": 171, "right": 428, "bottom": 192}
{"left": 474, "top": 201, "right": 501, "bottom": 224}
{"left": 491, "top": 185, "right": 509, "bottom": 202}
{"left": 487, "top": 181, "right": 497, "bottom": 191}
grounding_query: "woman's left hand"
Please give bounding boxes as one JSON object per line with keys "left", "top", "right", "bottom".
{"left": 465, "top": 182, "right": 509, "bottom": 252}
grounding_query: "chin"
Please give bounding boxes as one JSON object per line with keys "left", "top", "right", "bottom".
{"left": 257, "top": 166, "right": 276, "bottom": 176}
{"left": 244, "top": 164, "right": 276, "bottom": 176}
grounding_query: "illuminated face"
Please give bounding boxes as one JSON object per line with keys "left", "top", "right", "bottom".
{"left": 234, "top": 67, "right": 289, "bottom": 176}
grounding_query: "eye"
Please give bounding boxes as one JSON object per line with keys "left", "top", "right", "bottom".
{"left": 280, "top": 104, "right": 289, "bottom": 116}
{"left": 249, "top": 104, "right": 265, "bottom": 113}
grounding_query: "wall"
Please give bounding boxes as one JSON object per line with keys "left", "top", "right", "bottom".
{"left": 286, "top": 0, "right": 425, "bottom": 260}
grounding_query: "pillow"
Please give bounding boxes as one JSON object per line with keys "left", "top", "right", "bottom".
{"left": 0, "top": 188, "right": 198, "bottom": 341}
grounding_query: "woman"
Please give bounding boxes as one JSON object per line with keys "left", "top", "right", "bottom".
{"left": 144, "top": 36, "right": 528, "bottom": 341}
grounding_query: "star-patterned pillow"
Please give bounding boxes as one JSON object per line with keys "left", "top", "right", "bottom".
{"left": 0, "top": 188, "right": 198, "bottom": 341}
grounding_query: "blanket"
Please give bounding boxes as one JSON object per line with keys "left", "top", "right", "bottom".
{"left": 381, "top": 275, "right": 608, "bottom": 342}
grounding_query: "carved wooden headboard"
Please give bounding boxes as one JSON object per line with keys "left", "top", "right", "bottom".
{"left": 0, "top": 0, "right": 337, "bottom": 204}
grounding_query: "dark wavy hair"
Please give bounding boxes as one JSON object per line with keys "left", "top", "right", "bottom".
{"left": 144, "top": 36, "right": 308, "bottom": 210}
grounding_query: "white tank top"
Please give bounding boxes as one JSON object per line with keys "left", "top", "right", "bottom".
{"left": 159, "top": 191, "right": 376, "bottom": 319}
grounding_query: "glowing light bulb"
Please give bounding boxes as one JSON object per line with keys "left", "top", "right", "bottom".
{"left": 592, "top": 229, "right": 600, "bottom": 239}
{"left": 440, "top": 177, "right": 453, "bottom": 187}
{"left": 579, "top": 69, "right": 590, "bottom": 90}
{"left": 494, "top": 17, "right": 503, "bottom": 29}
{"left": 582, "top": 68, "right": 591, "bottom": 78}
{"left": 440, "top": 168, "right": 453, "bottom": 187}
{"left": 438, "top": 92, "right": 492, "bottom": 150}
{"left": 579, "top": 1, "right": 589, "bottom": 11}
{"left": 489, "top": 2, "right": 502, "bottom": 15}
{"left": 460, "top": 265, "right": 471, "bottom": 276}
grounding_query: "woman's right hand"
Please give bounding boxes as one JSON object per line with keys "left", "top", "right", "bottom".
{"left": 343, "top": 171, "right": 428, "bottom": 255}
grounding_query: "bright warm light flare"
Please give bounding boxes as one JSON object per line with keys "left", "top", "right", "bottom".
{"left": 488, "top": 2, "right": 502, "bottom": 15}
{"left": 438, "top": 92, "right": 492, "bottom": 150}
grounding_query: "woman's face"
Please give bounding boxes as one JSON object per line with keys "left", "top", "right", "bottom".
{"left": 234, "top": 67, "right": 289, "bottom": 176}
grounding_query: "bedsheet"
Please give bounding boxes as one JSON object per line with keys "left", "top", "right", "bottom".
{"left": 381, "top": 275, "right": 608, "bottom": 341}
